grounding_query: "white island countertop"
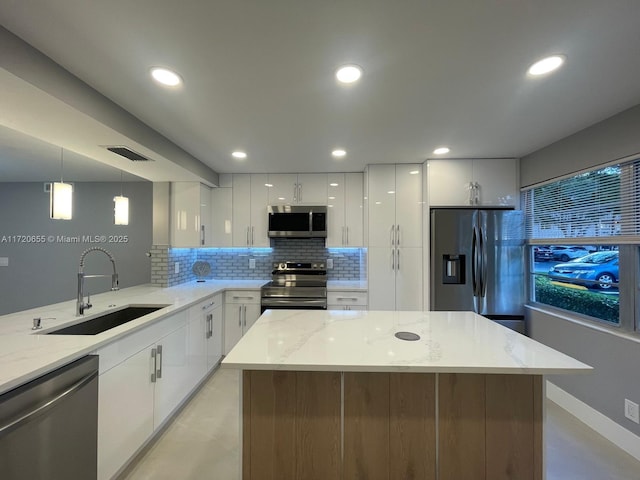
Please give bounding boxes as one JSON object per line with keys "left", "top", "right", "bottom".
{"left": 223, "top": 309, "right": 591, "bottom": 374}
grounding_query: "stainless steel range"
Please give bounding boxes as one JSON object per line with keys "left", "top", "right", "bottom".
{"left": 260, "top": 261, "right": 327, "bottom": 312}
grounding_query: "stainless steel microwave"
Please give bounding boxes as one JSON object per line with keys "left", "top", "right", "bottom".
{"left": 267, "top": 205, "right": 327, "bottom": 238}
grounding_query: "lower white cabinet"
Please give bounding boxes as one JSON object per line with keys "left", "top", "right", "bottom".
{"left": 196, "top": 293, "right": 223, "bottom": 369}
{"left": 96, "top": 303, "right": 223, "bottom": 480}
{"left": 368, "top": 247, "right": 423, "bottom": 311}
{"left": 224, "top": 290, "right": 261, "bottom": 355}
{"left": 98, "top": 346, "right": 155, "bottom": 480}
{"left": 327, "top": 290, "right": 368, "bottom": 310}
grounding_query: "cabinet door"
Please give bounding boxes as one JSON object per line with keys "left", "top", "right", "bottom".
{"left": 98, "top": 346, "right": 155, "bottom": 480}
{"left": 472, "top": 158, "right": 519, "bottom": 207}
{"left": 211, "top": 187, "right": 232, "bottom": 247}
{"left": 395, "top": 164, "right": 422, "bottom": 248}
{"left": 250, "top": 174, "right": 269, "bottom": 247}
{"left": 153, "top": 322, "right": 190, "bottom": 429}
{"left": 368, "top": 165, "right": 397, "bottom": 248}
{"left": 297, "top": 173, "right": 328, "bottom": 204}
{"left": 427, "top": 159, "right": 473, "bottom": 206}
{"left": 232, "top": 174, "right": 252, "bottom": 246}
{"left": 224, "top": 304, "right": 244, "bottom": 355}
{"left": 171, "top": 182, "right": 201, "bottom": 247}
{"left": 200, "top": 184, "right": 212, "bottom": 246}
{"left": 368, "top": 247, "right": 396, "bottom": 311}
{"left": 326, "top": 173, "right": 346, "bottom": 247}
{"left": 395, "top": 247, "right": 423, "bottom": 311}
{"left": 207, "top": 305, "right": 223, "bottom": 369}
{"left": 267, "top": 173, "right": 297, "bottom": 204}
{"left": 243, "top": 303, "right": 262, "bottom": 333}
{"left": 345, "top": 172, "right": 364, "bottom": 246}
{"left": 187, "top": 307, "right": 207, "bottom": 389}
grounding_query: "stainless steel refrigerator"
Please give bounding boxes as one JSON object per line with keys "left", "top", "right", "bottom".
{"left": 430, "top": 208, "right": 525, "bottom": 328}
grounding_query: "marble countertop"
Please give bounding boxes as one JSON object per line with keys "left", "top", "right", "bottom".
{"left": 326, "top": 280, "right": 368, "bottom": 290}
{"left": 0, "top": 280, "right": 266, "bottom": 394}
{"left": 222, "top": 309, "right": 592, "bottom": 374}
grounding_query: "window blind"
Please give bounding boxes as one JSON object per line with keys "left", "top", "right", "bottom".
{"left": 523, "top": 159, "right": 640, "bottom": 244}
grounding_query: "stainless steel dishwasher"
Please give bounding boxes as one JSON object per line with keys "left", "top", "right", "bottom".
{"left": 0, "top": 355, "right": 99, "bottom": 480}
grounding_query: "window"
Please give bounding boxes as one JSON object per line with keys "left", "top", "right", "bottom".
{"left": 523, "top": 158, "right": 640, "bottom": 331}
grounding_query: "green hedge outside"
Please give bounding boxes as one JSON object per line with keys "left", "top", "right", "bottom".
{"left": 534, "top": 275, "right": 619, "bottom": 324}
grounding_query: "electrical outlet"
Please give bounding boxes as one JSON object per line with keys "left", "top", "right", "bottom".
{"left": 249, "top": 258, "right": 256, "bottom": 269}
{"left": 327, "top": 258, "right": 334, "bottom": 269}
{"left": 625, "top": 399, "right": 639, "bottom": 424}
{"left": 174, "top": 262, "right": 180, "bottom": 274}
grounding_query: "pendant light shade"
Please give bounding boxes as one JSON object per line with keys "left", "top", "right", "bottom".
{"left": 50, "top": 182, "right": 73, "bottom": 220}
{"left": 50, "top": 149, "right": 72, "bottom": 220}
{"left": 114, "top": 195, "right": 129, "bottom": 225}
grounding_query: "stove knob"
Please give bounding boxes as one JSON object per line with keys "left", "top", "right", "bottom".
{"left": 279, "top": 263, "right": 286, "bottom": 269}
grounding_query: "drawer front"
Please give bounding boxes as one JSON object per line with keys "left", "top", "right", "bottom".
{"left": 327, "top": 291, "right": 368, "bottom": 306}
{"left": 198, "top": 293, "right": 223, "bottom": 312}
{"left": 225, "top": 290, "right": 261, "bottom": 304}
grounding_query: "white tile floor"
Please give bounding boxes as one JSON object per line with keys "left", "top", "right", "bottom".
{"left": 121, "top": 368, "right": 640, "bottom": 480}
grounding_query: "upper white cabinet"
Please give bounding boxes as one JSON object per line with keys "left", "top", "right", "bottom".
{"left": 211, "top": 174, "right": 233, "bottom": 247}
{"left": 170, "top": 182, "right": 212, "bottom": 247}
{"left": 232, "top": 174, "right": 269, "bottom": 247}
{"left": 366, "top": 164, "right": 423, "bottom": 311}
{"left": 427, "top": 158, "right": 519, "bottom": 207}
{"left": 267, "top": 173, "right": 328, "bottom": 205}
{"left": 368, "top": 164, "right": 422, "bottom": 248}
{"left": 326, "top": 172, "right": 364, "bottom": 247}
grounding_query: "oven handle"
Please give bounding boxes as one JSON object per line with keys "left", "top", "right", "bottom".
{"left": 260, "top": 298, "right": 327, "bottom": 307}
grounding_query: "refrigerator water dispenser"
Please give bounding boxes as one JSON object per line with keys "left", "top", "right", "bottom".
{"left": 442, "top": 254, "right": 465, "bottom": 284}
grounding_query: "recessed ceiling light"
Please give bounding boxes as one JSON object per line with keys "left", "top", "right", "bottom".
{"left": 409, "top": 170, "right": 419, "bottom": 175}
{"left": 329, "top": 183, "right": 339, "bottom": 187}
{"left": 328, "top": 196, "right": 336, "bottom": 200}
{"left": 232, "top": 151, "right": 247, "bottom": 159}
{"left": 387, "top": 191, "right": 395, "bottom": 194}
{"left": 278, "top": 197, "right": 285, "bottom": 201}
{"left": 150, "top": 67, "right": 183, "bottom": 87}
{"left": 433, "top": 147, "right": 450, "bottom": 155}
{"left": 335, "top": 65, "right": 362, "bottom": 84}
{"left": 264, "top": 183, "right": 273, "bottom": 188}
{"left": 332, "top": 149, "right": 347, "bottom": 158}
{"left": 527, "top": 55, "right": 565, "bottom": 76}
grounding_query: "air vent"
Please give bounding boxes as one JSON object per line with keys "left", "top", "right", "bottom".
{"left": 102, "top": 145, "right": 153, "bottom": 162}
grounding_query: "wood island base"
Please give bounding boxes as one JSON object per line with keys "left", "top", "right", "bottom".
{"left": 241, "top": 370, "right": 543, "bottom": 480}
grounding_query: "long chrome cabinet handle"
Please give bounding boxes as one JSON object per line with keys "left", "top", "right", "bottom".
{"left": 238, "top": 306, "right": 242, "bottom": 327}
{"left": 396, "top": 248, "right": 400, "bottom": 270}
{"left": 151, "top": 348, "right": 157, "bottom": 383}
{"left": 246, "top": 226, "right": 250, "bottom": 246}
{"left": 156, "top": 345, "right": 163, "bottom": 379}
{"left": 396, "top": 225, "right": 400, "bottom": 246}
{"left": 243, "top": 305, "right": 247, "bottom": 327}
{"left": 390, "top": 225, "right": 395, "bottom": 246}
{"left": 0, "top": 369, "right": 98, "bottom": 436}
{"left": 251, "top": 226, "right": 254, "bottom": 245}
{"left": 293, "top": 183, "right": 297, "bottom": 203}
{"left": 346, "top": 226, "right": 349, "bottom": 245}
{"left": 391, "top": 249, "right": 395, "bottom": 271}
{"left": 342, "top": 226, "right": 345, "bottom": 245}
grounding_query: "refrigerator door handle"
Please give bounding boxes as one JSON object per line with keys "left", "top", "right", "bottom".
{"left": 480, "top": 226, "right": 488, "bottom": 297}
{"left": 471, "top": 225, "right": 480, "bottom": 297}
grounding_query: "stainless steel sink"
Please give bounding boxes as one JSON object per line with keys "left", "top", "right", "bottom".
{"left": 46, "top": 306, "right": 169, "bottom": 335}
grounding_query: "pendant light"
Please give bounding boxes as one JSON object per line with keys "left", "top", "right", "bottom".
{"left": 114, "top": 170, "right": 129, "bottom": 225}
{"left": 50, "top": 148, "right": 73, "bottom": 220}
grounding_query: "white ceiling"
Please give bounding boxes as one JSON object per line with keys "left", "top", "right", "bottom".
{"left": 1, "top": 0, "right": 640, "bottom": 176}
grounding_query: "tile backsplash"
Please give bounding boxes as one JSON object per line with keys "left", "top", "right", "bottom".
{"left": 157, "top": 238, "right": 366, "bottom": 287}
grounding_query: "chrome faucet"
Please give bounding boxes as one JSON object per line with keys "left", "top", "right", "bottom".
{"left": 77, "top": 247, "right": 119, "bottom": 316}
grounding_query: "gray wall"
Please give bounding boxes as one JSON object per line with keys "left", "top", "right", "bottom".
{"left": 0, "top": 182, "right": 153, "bottom": 315}
{"left": 521, "top": 104, "right": 640, "bottom": 187}
{"left": 521, "top": 105, "right": 640, "bottom": 436}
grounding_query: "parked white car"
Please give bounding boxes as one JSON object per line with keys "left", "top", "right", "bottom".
{"left": 549, "top": 246, "right": 590, "bottom": 262}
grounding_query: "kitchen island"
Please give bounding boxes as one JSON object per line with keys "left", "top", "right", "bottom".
{"left": 222, "top": 309, "right": 591, "bottom": 480}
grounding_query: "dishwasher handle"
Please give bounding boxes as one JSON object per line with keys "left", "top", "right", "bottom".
{"left": 0, "top": 369, "right": 98, "bottom": 437}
